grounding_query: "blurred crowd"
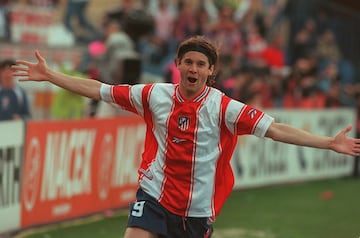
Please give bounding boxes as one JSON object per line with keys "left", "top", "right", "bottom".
{"left": 0, "top": 0, "right": 360, "bottom": 122}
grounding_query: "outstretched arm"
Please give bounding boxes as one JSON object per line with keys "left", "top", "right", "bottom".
{"left": 265, "top": 122, "right": 360, "bottom": 156}
{"left": 12, "top": 51, "right": 102, "bottom": 100}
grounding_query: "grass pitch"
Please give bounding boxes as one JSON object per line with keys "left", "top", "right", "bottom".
{"left": 16, "top": 177, "right": 360, "bottom": 238}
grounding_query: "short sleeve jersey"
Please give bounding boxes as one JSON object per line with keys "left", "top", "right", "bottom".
{"left": 100, "top": 83, "right": 274, "bottom": 217}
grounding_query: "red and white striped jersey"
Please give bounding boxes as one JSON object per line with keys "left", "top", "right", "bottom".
{"left": 100, "top": 83, "right": 274, "bottom": 217}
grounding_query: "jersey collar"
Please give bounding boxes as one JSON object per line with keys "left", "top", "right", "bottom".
{"left": 175, "top": 85, "right": 210, "bottom": 103}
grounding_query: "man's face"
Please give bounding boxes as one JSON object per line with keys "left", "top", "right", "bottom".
{"left": 0, "top": 66, "right": 15, "bottom": 88}
{"left": 176, "top": 51, "right": 214, "bottom": 99}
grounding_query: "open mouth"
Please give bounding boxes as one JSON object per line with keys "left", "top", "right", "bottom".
{"left": 187, "top": 77, "right": 197, "bottom": 83}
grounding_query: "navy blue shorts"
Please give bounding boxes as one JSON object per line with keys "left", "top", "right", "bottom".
{"left": 127, "top": 188, "right": 213, "bottom": 238}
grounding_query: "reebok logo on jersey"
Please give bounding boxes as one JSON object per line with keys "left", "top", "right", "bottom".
{"left": 140, "top": 168, "right": 154, "bottom": 180}
{"left": 247, "top": 108, "right": 257, "bottom": 119}
{"left": 178, "top": 116, "right": 190, "bottom": 131}
{"left": 172, "top": 137, "right": 187, "bottom": 143}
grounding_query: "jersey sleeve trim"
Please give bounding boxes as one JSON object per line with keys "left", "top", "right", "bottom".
{"left": 99, "top": 83, "right": 112, "bottom": 102}
{"left": 254, "top": 113, "right": 274, "bottom": 138}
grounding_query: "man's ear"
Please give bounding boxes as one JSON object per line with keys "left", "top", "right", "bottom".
{"left": 209, "top": 64, "right": 215, "bottom": 75}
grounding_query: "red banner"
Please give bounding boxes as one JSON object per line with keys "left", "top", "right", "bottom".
{"left": 21, "top": 116, "right": 145, "bottom": 228}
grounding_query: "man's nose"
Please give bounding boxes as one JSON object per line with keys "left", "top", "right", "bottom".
{"left": 189, "top": 64, "right": 197, "bottom": 73}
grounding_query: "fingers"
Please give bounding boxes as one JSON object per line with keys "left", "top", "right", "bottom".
{"left": 350, "top": 138, "right": 360, "bottom": 156}
{"left": 14, "top": 60, "right": 32, "bottom": 67}
{"left": 343, "top": 124, "right": 352, "bottom": 134}
{"left": 35, "top": 50, "right": 46, "bottom": 64}
{"left": 352, "top": 150, "right": 360, "bottom": 157}
{"left": 11, "top": 65, "right": 28, "bottom": 78}
{"left": 11, "top": 65, "right": 28, "bottom": 71}
{"left": 35, "top": 50, "right": 45, "bottom": 63}
{"left": 11, "top": 65, "right": 28, "bottom": 79}
{"left": 13, "top": 72, "right": 28, "bottom": 77}
{"left": 18, "top": 78, "right": 30, "bottom": 82}
{"left": 13, "top": 50, "right": 44, "bottom": 67}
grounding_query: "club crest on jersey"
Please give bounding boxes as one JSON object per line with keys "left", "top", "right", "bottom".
{"left": 178, "top": 116, "right": 190, "bottom": 131}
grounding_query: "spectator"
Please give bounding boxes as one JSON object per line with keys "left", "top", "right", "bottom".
{"left": 291, "top": 18, "right": 317, "bottom": 63}
{"left": 0, "top": 59, "right": 31, "bottom": 121}
{"left": 63, "top": 0, "right": 99, "bottom": 44}
{"left": 244, "top": 20, "right": 268, "bottom": 67}
{"left": 221, "top": 66, "right": 253, "bottom": 102}
{"left": 103, "top": 0, "right": 137, "bottom": 28}
{"left": 282, "top": 55, "right": 318, "bottom": 108}
{"left": 316, "top": 28, "right": 341, "bottom": 63}
{"left": 208, "top": 4, "right": 244, "bottom": 62}
{"left": 99, "top": 20, "right": 140, "bottom": 85}
{"left": 261, "top": 0, "right": 287, "bottom": 36}
{"left": 173, "top": 1, "right": 197, "bottom": 42}
{"left": 316, "top": 28, "right": 355, "bottom": 89}
{"left": 95, "top": 20, "right": 141, "bottom": 117}
{"left": 0, "top": 0, "right": 10, "bottom": 41}
{"left": 103, "top": 0, "right": 153, "bottom": 44}
{"left": 324, "top": 80, "right": 342, "bottom": 108}
{"left": 296, "top": 75, "right": 326, "bottom": 109}
{"left": 139, "top": 0, "right": 177, "bottom": 77}
{"left": 147, "top": 0, "right": 176, "bottom": 42}
{"left": 193, "top": 5, "right": 215, "bottom": 36}
{"left": 50, "top": 61, "right": 87, "bottom": 120}
{"left": 262, "top": 32, "right": 286, "bottom": 69}
{"left": 317, "top": 60, "right": 338, "bottom": 93}
{"left": 207, "top": 4, "right": 244, "bottom": 83}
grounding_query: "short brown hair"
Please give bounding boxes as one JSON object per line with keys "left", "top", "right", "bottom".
{"left": 0, "top": 59, "right": 16, "bottom": 70}
{"left": 176, "top": 35, "right": 219, "bottom": 85}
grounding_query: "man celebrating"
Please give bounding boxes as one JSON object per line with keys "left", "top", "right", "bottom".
{"left": 12, "top": 35, "right": 360, "bottom": 238}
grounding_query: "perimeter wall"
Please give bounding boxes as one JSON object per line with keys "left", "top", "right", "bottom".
{"left": 0, "top": 109, "right": 357, "bottom": 235}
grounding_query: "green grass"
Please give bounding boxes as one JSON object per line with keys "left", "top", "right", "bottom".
{"left": 17, "top": 177, "right": 360, "bottom": 238}
{"left": 217, "top": 177, "right": 360, "bottom": 238}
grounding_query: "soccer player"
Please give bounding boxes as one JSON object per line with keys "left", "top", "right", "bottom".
{"left": 12, "top": 35, "right": 360, "bottom": 238}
